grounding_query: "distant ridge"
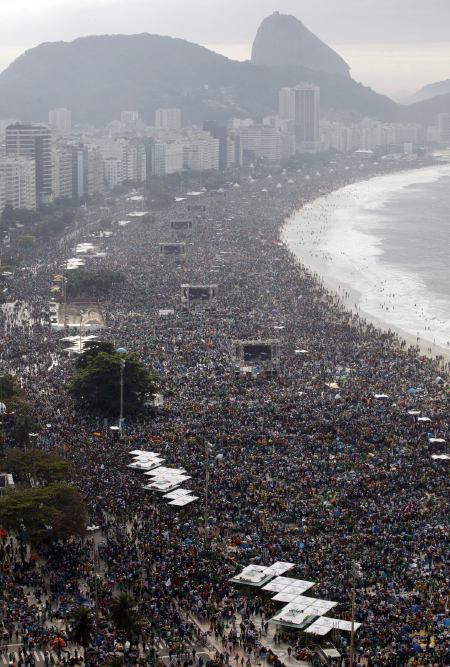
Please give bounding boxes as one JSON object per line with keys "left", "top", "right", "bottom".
{"left": 251, "top": 11, "right": 350, "bottom": 76}
{"left": 0, "top": 32, "right": 399, "bottom": 126}
{"left": 410, "top": 79, "right": 450, "bottom": 104}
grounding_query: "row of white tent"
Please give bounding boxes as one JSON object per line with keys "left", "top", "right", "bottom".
{"left": 230, "top": 562, "right": 361, "bottom": 637}
{"left": 128, "top": 450, "right": 199, "bottom": 506}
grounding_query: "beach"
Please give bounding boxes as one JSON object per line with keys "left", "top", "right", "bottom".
{"left": 282, "top": 164, "right": 450, "bottom": 364}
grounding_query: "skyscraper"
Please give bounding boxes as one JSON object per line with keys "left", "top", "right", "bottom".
{"left": 279, "top": 84, "right": 321, "bottom": 152}
{"left": 5, "top": 124, "right": 53, "bottom": 203}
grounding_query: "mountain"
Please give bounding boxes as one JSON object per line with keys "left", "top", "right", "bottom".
{"left": 251, "top": 11, "right": 350, "bottom": 77}
{"left": 0, "top": 33, "right": 398, "bottom": 126}
{"left": 410, "top": 79, "right": 450, "bottom": 104}
{"left": 405, "top": 93, "right": 450, "bottom": 125}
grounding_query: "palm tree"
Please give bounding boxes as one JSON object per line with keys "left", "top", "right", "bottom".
{"left": 109, "top": 593, "right": 140, "bottom": 640}
{"left": 69, "top": 606, "right": 95, "bottom": 665}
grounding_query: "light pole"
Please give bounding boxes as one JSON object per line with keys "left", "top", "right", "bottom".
{"left": 204, "top": 440, "right": 209, "bottom": 541}
{"left": 119, "top": 359, "right": 125, "bottom": 437}
{"left": 79, "top": 312, "right": 85, "bottom": 354}
{"left": 116, "top": 348, "right": 127, "bottom": 437}
{"left": 349, "top": 561, "right": 362, "bottom": 667}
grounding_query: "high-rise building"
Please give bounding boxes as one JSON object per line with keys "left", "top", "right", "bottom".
{"left": 155, "top": 108, "right": 182, "bottom": 130}
{"left": 239, "top": 125, "right": 282, "bottom": 162}
{"left": 48, "top": 108, "right": 72, "bottom": 134}
{"left": 151, "top": 141, "right": 184, "bottom": 176}
{"left": 0, "top": 169, "right": 5, "bottom": 213}
{"left": 52, "top": 143, "right": 73, "bottom": 200}
{"left": 203, "top": 122, "right": 229, "bottom": 170}
{"left": 183, "top": 136, "right": 219, "bottom": 171}
{"left": 0, "top": 156, "right": 37, "bottom": 210}
{"left": 120, "top": 110, "right": 139, "bottom": 124}
{"left": 122, "top": 141, "right": 147, "bottom": 182}
{"left": 438, "top": 113, "right": 450, "bottom": 145}
{"left": 85, "top": 145, "right": 105, "bottom": 196}
{"left": 71, "top": 144, "right": 87, "bottom": 199}
{"left": 5, "top": 124, "right": 53, "bottom": 203}
{"left": 279, "top": 84, "right": 321, "bottom": 152}
{"left": 103, "top": 157, "right": 123, "bottom": 189}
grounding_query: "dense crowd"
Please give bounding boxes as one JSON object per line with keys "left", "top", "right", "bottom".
{"left": 1, "top": 155, "right": 449, "bottom": 667}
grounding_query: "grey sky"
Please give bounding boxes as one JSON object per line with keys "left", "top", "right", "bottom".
{"left": 0, "top": 0, "right": 449, "bottom": 96}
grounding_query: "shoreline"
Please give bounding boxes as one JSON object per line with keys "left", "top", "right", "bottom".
{"left": 281, "top": 165, "right": 450, "bottom": 366}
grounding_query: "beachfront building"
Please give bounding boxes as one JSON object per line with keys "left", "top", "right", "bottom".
{"left": 51, "top": 142, "right": 73, "bottom": 200}
{"left": 183, "top": 135, "right": 220, "bottom": 171}
{"left": 279, "top": 83, "right": 321, "bottom": 153}
{"left": 238, "top": 124, "right": 283, "bottom": 162}
{"left": 0, "top": 155, "right": 37, "bottom": 210}
{"left": 5, "top": 123, "right": 53, "bottom": 204}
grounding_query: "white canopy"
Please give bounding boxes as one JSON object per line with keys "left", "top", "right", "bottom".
{"left": 305, "top": 617, "right": 362, "bottom": 636}
{"left": 230, "top": 565, "right": 274, "bottom": 586}
{"left": 145, "top": 466, "right": 186, "bottom": 477}
{"left": 263, "top": 576, "right": 315, "bottom": 595}
{"left": 163, "top": 489, "right": 194, "bottom": 499}
{"left": 169, "top": 496, "right": 199, "bottom": 506}
{"left": 266, "top": 562, "right": 295, "bottom": 576}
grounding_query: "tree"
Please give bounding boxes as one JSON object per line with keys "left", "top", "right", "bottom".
{"left": 110, "top": 593, "right": 141, "bottom": 640}
{"left": 0, "top": 376, "right": 36, "bottom": 447}
{"left": 0, "top": 373, "right": 20, "bottom": 400}
{"left": 76, "top": 341, "right": 116, "bottom": 369}
{"left": 0, "top": 483, "right": 87, "bottom": 545}
{"left": 66, "top": 269, "right": 125, "bottom": 298}
{"left": 68, "top": 352, "right": 157, "bottom": 417}
{"left": 107, "top": 657, "right": 123, "bottom": 667}
{"left": 1, "top": 449, "right": 71, "bottom": 485}
{"left": 69, "top": 607, "right": 95, "bottom": 663}
{"left": 17, "top": 235, "right": 37, "bottom": 249}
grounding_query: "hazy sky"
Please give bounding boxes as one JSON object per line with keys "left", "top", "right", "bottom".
{"left": 1, "top": 0, "right": 449, "bottom": 97}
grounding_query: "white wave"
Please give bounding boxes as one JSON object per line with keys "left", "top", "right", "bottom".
{"left": 283, "top": 164, "right": 450, "bottom": 352}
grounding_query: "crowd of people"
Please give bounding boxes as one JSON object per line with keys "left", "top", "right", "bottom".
{"left": 1, "top": 154, "right": 448, "bottom": 667}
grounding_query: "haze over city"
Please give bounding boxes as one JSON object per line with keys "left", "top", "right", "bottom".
{"left": 1, "top": 0, "right": 450, "bottom": 97}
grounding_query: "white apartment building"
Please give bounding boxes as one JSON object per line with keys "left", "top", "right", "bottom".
{"left": 120, "top": 110, "right": 139, "bottom": 124}
{"left": 183, "top": 136, "right": 219, "bottom": 171}
{"left": 239, "top": 125, "right": 282, "bottom": 161}
{"left": 98, "top": 137, "right": 146, "bottom": 183}
{"left": 103, "top": 157, "right": 123, "bottom": 189}
{"left": 155, "top": 108, "right": 182, "bottom": 130}
{"left": 52, "top": 144, "right": 73, "bottom": 199}
{"left": 0, "top": 156, "right": 37, "bottom": 210}
{"left": 122, "top": 141, "right": 147, "bottom": 182}
{"left": 48, "top": 108, "right": 72, "bottom": 134}
{"left": 152, "top": 141, "right": 184, "bottom": 176}
{"left": 85, "top": 146, "right": 105, "bottom": 196}
{"left": 0, "top": 170, "right": 5, "bottom": 213}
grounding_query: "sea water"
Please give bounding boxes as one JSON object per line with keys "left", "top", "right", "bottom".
{"left": 282, "top": 164, "right": 450, "bottom": 353}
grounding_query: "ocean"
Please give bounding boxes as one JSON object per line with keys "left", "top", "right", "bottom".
{"left": 282, "top": 164, "right": 450, "bottom": 355}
